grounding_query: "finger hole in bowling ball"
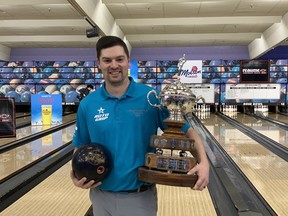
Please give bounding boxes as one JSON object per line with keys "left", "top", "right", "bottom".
{"left": 72, "top": 143, "right": 112, "bottom": 183}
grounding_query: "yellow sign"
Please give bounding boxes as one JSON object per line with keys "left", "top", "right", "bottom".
{"left": 41, "top": 105, "right": 52, "bottom": 125}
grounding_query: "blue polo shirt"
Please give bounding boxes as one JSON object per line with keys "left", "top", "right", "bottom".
{"left": 72, "top": 77, "right": 189, "bottom": 191}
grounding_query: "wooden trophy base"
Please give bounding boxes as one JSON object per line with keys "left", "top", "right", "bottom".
{"left": 138, "top": 115, "right": 198, "bottom": 187}
{"left": 138, "top": 167, "right": 198, "bottom": 187}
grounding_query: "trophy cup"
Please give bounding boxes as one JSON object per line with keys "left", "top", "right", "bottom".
{"left": 138, "top": 54, "right": 205, "bottom": 187}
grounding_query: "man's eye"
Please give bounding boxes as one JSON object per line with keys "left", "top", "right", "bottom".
{"left": 103, "top": 59, "right": 111, "bottom": 63}
{"left": 116, "top": 58, "right": 124, "bottom": 62}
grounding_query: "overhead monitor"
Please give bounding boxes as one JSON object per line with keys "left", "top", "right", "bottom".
{"left": 240, "top": 60, "right": 269, "bottom": 83}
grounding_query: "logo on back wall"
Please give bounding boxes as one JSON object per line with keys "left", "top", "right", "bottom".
{"left": 180, "top": 60, "right": 202, "bottom": 83}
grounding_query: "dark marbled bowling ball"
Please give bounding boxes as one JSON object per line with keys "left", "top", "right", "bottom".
{"left": 72, "top": 143, "right": 112, "bottom": 183}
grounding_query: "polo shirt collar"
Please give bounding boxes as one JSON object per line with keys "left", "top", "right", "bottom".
{"left": 100, "top": 77, "right": 136, "bottom": 100}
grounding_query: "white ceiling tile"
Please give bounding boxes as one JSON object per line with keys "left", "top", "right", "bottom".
{"left": 0, "top": 0, "right": 286, "bottom": 53}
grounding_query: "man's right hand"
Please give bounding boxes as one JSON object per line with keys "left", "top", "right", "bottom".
{"left": 70, "top": 170, "right": 102, "bottom": 189}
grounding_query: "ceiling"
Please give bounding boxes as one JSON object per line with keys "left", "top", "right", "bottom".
{"left": 0, "top": 0, "right": 288, "bottom": 57}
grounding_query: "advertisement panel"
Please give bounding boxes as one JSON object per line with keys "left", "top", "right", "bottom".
{"left": 31, "top": 94, "right": 62, "bottom": 125}
{"left": 240, "top": 60, "right": 270, "bottom": 83}
{"left": 0, "top": 97, "right": 16, "bottom": 137}
{"left": 180, "top": 60, "right": 202, "bottom": 83}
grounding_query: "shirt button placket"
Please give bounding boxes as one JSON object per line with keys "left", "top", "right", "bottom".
{"left": 115, "top": 100, "right": 119, "bottom": 123}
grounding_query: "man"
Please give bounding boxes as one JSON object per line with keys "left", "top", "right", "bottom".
{"left": 71, "top": 35, "right": 209, "bottom": 216}
{"left": 77, "top": 84, "right": 94, "bottom": 101}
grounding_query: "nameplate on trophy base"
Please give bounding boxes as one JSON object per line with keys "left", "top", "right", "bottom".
{"left": 145, "top": 153, "right": 197, "bottom": 172}
{"left": 150, "top": 135, "right": 194, "bottom": 150}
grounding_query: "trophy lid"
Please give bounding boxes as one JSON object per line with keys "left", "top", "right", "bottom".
{"left": 160, "top": 54, "right": 196, "bottom": 99}
{"left": 146, "top": 54, "right": 205, "bottom": 116}
{"left": 160, "top": 79, "right": 196, "bottom": 100}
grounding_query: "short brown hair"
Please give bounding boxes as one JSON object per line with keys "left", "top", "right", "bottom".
{"left": 96, "top": 36, "right": 129, "bottom": 60}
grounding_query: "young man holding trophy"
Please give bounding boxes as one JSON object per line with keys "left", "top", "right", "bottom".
{"left": 70, "top": 35, "right": 210, "bottom": 216}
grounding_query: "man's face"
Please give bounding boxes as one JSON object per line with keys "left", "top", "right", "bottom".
{"left": 98, "top": 45, "right": 130, "bottom": 84}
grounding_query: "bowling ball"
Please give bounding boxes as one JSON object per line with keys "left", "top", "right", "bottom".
{"left": 37, "top": 90, "right": 48, "bottom": 94}
{"left": 42, "top": 67, "right": 55, "bottom": 77}
{"left": 68, "top": 61, "right": 79, "bottom": 67}
{"left": 45, "top": 84, "right": 58, "bottom": 94}
{"left": 70, "top": 79, "right": 82, "bottom": 89}
{"left": 53, "top": 79, "right": 67, "bottom": 89}
{"left": 53, "top": 61, "right": 68, "bottom": 67}
{"left": 33, "top": 73, "right": 45, "bottom": 79}
{"left": 83, "top": 61, "right": 95, "bottom": 67}
{"left": 85, "top": 79, "right": 95, "bottom": 85}
{"left": 72, "top": 143, "right": 112, "bottom": 183}
{"left": 24, "top": 79, "right": 35, "bottom": 89}
{"left": 65, "top": 90, "right": 79, "bottom": 102}
{"left": 0, "top": 84, "right": 13, "bottom": 94}
{"left": 60, "top": 84, "right": 73, "bottom": 95}
{"left": 5, "top": 90, "right": 21, "bottom": 102}
{"left": 145, "top": 60, "right": 157, "bottom": 67}
{"left": 22, "top": 61, "right": 34, "bottom": 67}
{"left": 48, "top": 73, "right": 61, "bottom": 79}
{"left": 9, "top": 79, "right": 22, "bottom": 88}
{"left": 20, "top": 91, "right": 31, "bottom": 102}
{"left": 59, "top": 67, "right": 76, "bottom": 79}
{"left": 74, "top": 67, "right": 88, "bottom": 78}
{"left": 15, "top": 84, "right": 29, "bottom": 94}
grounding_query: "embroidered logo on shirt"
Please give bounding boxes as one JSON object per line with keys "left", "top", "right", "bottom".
{"left": 129, "top": 109, "right": 147, "bottom": 117}
{"left": 94, "top": 107, "right": 109, "bottom": 121}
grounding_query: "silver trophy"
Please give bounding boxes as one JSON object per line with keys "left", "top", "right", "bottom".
{"left": 147, "top": 54, "right": 205, "bottom": 121}
{"left": 138, "top": 55, "right": 205, "bottom": 187}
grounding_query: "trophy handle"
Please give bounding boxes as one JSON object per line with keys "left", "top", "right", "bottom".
{"left": 147, "top": 90, "right": 162, "bottom": 109}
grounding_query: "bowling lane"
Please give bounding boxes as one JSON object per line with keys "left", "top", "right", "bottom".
{"left": 266, "top": 112, "right": 288, "bottom": 124}
{"left": 1, "top": 135, "right": 216, "bottom": 216}
{"left": 157, "top": 185, "right": 216, "bottom": 216}
{"left": 0, "top": 124, "right": 75, "bottom": 180}
{"left": 0, "top": 113, "right": 76, "bottom": 147}
{"left": 16, "top": 115, "right": 31, "bottom": 125}
{"left": 1, "top": 161, "right": 91, "bottom": 216}
{"left": 16, "top": 112, "right": 30, "bottom": 118}
{"left": 234, "top": 113, "right": 287, "bottom": 148}
{"left": 201, "top": 113, "right": 288, "bottom": 216}
{"left": 1, "top": 161, "right": 216, "bottom": 216}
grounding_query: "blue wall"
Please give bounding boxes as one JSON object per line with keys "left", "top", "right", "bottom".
{"left": 10, "top": 48, "right": 97, "bottom": 61}
{"left": 10, "top": 46, "right": 250, "bottom": 61}
{"left": 258, "top": 46, "right": 288, "bottom": 60}
{"left": 9, "top": 45, "right": 288, "bottom": 61}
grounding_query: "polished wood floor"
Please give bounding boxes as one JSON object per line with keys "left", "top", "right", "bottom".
{"left": 157, "top": 185, "right": 216, "bottom": 216}
{"left": 199, "top": 112, "right": 288, "bottom": 216}
{"left": 1, "top": 162, "right": 91, "bottom": 216}
{"left": 1, "top": 161, "right": 216, "bottom": 216}
{"left": 0, "top": 113, "right": 76, "bottom": 147}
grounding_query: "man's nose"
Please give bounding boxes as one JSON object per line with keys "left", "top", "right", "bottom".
{"left": 110, "top": 60, "right": 118, "bottom": 68}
